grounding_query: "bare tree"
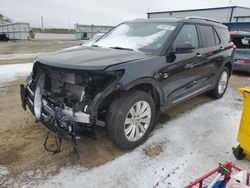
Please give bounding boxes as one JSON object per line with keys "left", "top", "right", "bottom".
{"left": 0, "top": 14, "right": 12, "bottom": 23}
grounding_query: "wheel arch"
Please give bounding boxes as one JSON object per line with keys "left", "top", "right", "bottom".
{"left": 123, "top": 78, "right": 164, "bottom": 107}
{"left": 93, "top": 78, "right": 164, "bottom": 123}
{"left": 224, "top": 61, "right": 233, "bottom": 76}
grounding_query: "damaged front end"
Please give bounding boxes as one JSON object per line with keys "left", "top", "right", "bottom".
{"left": 20, "top": 62, "right": 123, "bottom": 156}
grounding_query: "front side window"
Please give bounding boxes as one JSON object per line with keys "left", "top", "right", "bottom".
{"left": 172, "top": 24, "right": 199, "bottom": 49}
{"left": 95, "top": 22, "right": 177, "bottom": 55}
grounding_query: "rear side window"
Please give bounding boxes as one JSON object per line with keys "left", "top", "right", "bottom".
{"left": 199, "top": 25, "right": 217, "bottom": 48}
{"left": 173, "top": 24, "right": 199, "bottom": 49}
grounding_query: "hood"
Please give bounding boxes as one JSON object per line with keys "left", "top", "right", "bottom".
{"left": 36, "top": 46, "right": 151, "bottom": 70}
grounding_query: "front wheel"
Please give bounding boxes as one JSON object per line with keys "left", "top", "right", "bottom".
{"left": 106, "top": 90, "right": 156, "bottom": 149}
{"left": 208, "top": 67, "right": 229, "bottom": 99}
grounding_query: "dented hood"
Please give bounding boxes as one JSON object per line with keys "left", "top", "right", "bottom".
{"left": 36, "top": 46, "right": 150, "bottom": 70}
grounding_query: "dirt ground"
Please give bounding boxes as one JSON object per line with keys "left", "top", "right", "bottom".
{"left": 0, "top": 40, "right": 249, "bottom": 186}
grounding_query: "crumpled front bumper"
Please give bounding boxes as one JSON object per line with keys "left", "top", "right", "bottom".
{"left": 20, "top": 84, "right": 91, "bottom": 140}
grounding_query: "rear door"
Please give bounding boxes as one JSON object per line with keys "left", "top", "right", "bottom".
{"left": 196, "top": 25, "right": 224, "bottom": 83}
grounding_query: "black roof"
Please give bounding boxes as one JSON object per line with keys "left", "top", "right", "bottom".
{"left": 127, "top": 18, "right": 227, "bottom": 29}
{"left": 147, "top": 6, "right": 250, "bottom": 15}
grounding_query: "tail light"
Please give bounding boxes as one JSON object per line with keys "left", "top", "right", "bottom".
{"left": 235, "top": 59, "right": 250, "bottom": 64}
{"left": 239, "top": 59, "right": 250, "bottom": 64}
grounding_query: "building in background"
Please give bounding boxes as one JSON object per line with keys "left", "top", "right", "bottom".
{"left": 147, "top": 6, "right": 250, "bottom": 32}
{"left": 0, "top": 22, "right": 31, "bottom": 40}
{"left": 75, "top": 24, "right": 113, "bottom": 40}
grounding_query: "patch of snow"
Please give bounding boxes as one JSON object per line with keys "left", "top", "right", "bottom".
{"left": 22, "top": 89, "right": 249, "bottom": 188}
{"left": 0, "top": 63, "right": 33, "bottom": 83}
{"left": 34, "top": 33, "right": 76, "bottom": 40}
{"left": 0, "top": 165, "right": 9, "bottom": 177}
{"left": 0, "top": 53, "right": 40, "bottom": 60}
{"left": 0, "top": 165, "right": 9, "bottom": 187}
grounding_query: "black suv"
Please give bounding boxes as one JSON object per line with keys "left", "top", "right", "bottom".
{"left": 21, "top": 17, "right": 234, "bottom": 151}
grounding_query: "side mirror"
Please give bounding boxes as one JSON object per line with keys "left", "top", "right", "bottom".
{"left": 175, "top": 42, "right": 194, "bottom": 53}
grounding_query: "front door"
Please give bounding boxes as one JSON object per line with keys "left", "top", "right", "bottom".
{"left": 159, "top": 24, "right": 207, "bottom": 106}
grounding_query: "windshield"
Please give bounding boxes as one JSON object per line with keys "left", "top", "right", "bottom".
{"left": 94, "top": 22, "right": 177, "bottom": 55}
{"left": 231, "top": 35, "right": 250, "bottom": 49}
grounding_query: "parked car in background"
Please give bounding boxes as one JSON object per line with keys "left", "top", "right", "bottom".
{"left": 231, "top": 31, "right": 250, "bottom": 73}
{"left": 0, "top": 33, "right": 9, "bottom": 41}
{"left": 81, "top": 33, "right": 104, "bottom": 46}
{"left": 21, "top": 17, "right": 234, "bottom": 152}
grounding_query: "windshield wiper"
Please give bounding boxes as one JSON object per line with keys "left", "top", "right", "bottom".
{"left": 110, "top": 47, "right": 134, "bottom": 51}
{"left": 92, "top": 44, "right": 99, "bottom": 47}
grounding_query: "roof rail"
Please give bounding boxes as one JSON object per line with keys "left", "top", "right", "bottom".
{"left": 184, "top": 16, "right": 221, "bottom": 24}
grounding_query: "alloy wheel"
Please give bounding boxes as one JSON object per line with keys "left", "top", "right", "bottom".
{"left": 124, "top": 101, "right": 152, "bottom": 142}
{"left": 218, "top": 71, "right": 228, "bottom": 95}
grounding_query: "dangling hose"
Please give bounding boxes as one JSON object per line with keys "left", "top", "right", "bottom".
{"left": 43, "top": 132, "right": 62, "bottom": 154}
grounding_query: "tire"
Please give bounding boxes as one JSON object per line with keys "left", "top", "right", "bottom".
{"left": 208, "top": 67, "right": 229, "bottom": 99}
{"left": 106, "top": 90, "right": 156, "bottom": 150}
{"left": 233, "top": 145, "right": 245, "bottom": 160}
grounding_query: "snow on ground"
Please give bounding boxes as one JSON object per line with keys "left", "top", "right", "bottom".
{"left": 0, "top": 63, "right": 33, "bottom": 83}
{"left": 34, "top": 33, "right": 76, "bottom": 40}
{"left": 0, "top": 63, "right": 33, "bottom": 95}
{"left": 0, "top": 53, "right": 40, "bottom": 60}
{"left": 20, "top": 88, "right": 249, "bottom": 188}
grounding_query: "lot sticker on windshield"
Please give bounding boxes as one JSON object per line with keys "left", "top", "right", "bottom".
{"left": 157, "top": 25, "right": 176, "bottom": 30}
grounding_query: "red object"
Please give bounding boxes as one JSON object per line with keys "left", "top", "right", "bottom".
{"left": 239, "top": 59, "right": 250, "bottom": 64}
{"left": 185, "top": 162, "right": 250, "bottom": 188}
{"left": 234, "top": 59, "right": 250, "bottom": 64}
{"left": 231, "top": 33, "right": 241, "bottom": 37}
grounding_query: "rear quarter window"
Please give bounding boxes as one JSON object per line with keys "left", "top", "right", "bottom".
{"left": 216, "top": 27, "right": 231, "bottom": 44}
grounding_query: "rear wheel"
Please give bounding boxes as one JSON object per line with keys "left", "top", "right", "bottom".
{"left": 106, "top": 90, "right": 156, "bottom": 149}
{"left": 208, "top": 67, "right": 229, "bottom": 99}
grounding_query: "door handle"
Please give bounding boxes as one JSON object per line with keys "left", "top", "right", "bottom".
{"left": 220, "top": 46, "right": 224, "bottom": 50}
{"left": 185, "top": 63, "right": 194, "bottom": 69}
{"left": 196, "top": 53, "right": 202, "bottom": 57}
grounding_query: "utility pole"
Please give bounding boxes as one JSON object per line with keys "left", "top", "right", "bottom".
{"left": 229, "top": 0, "right": 232, "bottom": 5}
{"left": 41, "top": 16, "right": 44, "bottom": 30}
{"left": 68, "top": 16, "right": 70, "bottom": 31}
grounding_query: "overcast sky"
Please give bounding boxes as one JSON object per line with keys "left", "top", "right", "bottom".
{"left": 1, "top": 0, "right": 250, "bottom": 28}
